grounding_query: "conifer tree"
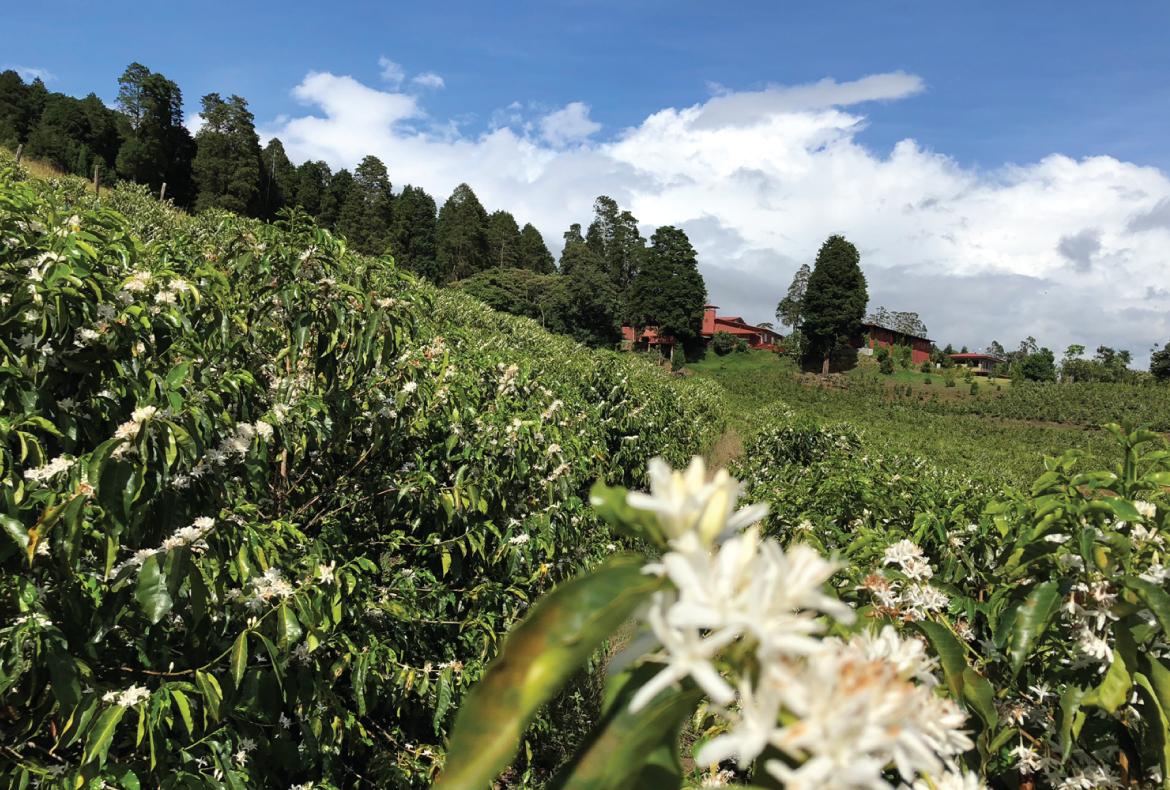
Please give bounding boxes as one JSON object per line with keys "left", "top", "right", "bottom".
{"left": 485, "top": 210, "right": 522, "bottom": 268}
{"left": 0, "top": 70, "right": 38, "bottom": 146}
{"left": 259, "top": 138, "right": 298, "bottom": 219}
{"left": 585, "top": 195, "right": 645, "bottom": 291}
{"left": 559, "top": 223, "right": 586, "bottom": 274}
{"left": 192, "top": 94, "right": 262, "bottom": 215}
{"left": 435, "top": 183, "right": 489, "bottom": 281}
{"left": 321, "top": 168, "right": 353, "bottom": 229}
{"left": 389, "top": 185, "right": 438, "bottom": 276}
{"left": 115, "top": 64, "right": 195, "bottom": 205}
{"left": 776, "top": 263, "right": 811, "bottom": 330}
{"left": 801, "top": 234, "right": 868, "bottom": 374}
{"left": 293, "top": 160, "right": 332, "bottom": 220}
{"left": 516, "top": 223, "right": 555, "bottom": 273}
{"left": 547, "top": 245, "right": 621, "bottom": 347}
{"left": 336, "top": 155, "right": 394, "bottom": 255}
{"left": 626, "top": 225, "right": 707, "bottom": 357}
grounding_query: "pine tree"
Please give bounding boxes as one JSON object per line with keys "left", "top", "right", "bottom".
{"left": 516, "top": 223, "right": 555, "bottom": 273}
{"left": 336, "top": 155, "right": 394, "bottom": 255}
{"left": 115, "top": 65, "right": 195, "bottom": 205}
{"left": 435, "top": 183, "right": 489, "bottom": 282}
{"left": 559, "top": 223, "right": 586, "bottom": 274}
{"left": 192, "top": 93, "right": 262, "bottom": 215}
{"left": 801, "top": 235, "right": 868, "bottom": 374}
{"left": 25, "top": 92, "right": 122, "bottom": 180}
{"left": 321, "top": 168, "right": 353, "bottom": 229}
{"left": 1151, "top": 342, "right": 1170, "bottom": 382}
{"left": 585, "top": 195, "right": 645, "bottom": 291}
{"left": 259, "top": 138, "right": 298, "bottom": 219}
{"left": 776, "top": 263, "right": 811, "bottom": 330}
{"left": 626, "top": 226, "right": 707, "bottom": 357}
{"left": 485, "top": 210, "right": 522, "bottom": 268}
{"left": 0, "top": 70, "right": 38, "bottom": 146}
{"left": 387, "top": 185, "right": 437, "bottom": 275}
{"left": 293, "top": 160, "right": 331, "bottom": 219}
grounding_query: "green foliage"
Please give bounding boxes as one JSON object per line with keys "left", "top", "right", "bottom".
{"left": 517, "top": 223, "right": 555, "bottom": 274}
{"left": 584, "top": 196, "right": 644, "bottom": 293}
{"left": 879, "top": 354, "right": 895, "bottom": 375}
{"left": 258, "top": 137, "right": 299, "bottom": 220}
{"left": 1152, "top": 342, "right": 1170, "bottom": 382}
{"left": 0, "top": 167, "right": 725, "bottom": 787}
{"left": 192, "top": 93, "right": 262, "bottom": 215}
{"left": 336, "top": 155, "right": 394, "bottom": 256}
{"left": 800, "top": 235, "right": 867, "bottom": 368}
{"left": 775, "top": 263, "right": 810, "bottom": 331}
{"left": 436, "top": 182, "right": 489, "bottom": 282}
{"left": 114, "top": 63, "right": 195, "bottom": 207}
{"left": 388, "top": 184, "right": 438, "bottom": 276}
{"left": 454, "top": 266, "right": 559, "bottom": 322}
{"left": 711, "top": 331, "right": 735, "bottom": 356}
{"left": 626, "top": 225, "right": 706, "bottom": 345}
{"left": 485, "top": 209, "right": 522, "bottom": 268}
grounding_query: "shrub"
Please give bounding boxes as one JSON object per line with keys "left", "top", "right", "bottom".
{"left": 710, "top": 331, "right": 735, "bottom": 356}
{"left": 879, "top": 355, "right": 895, "bottom": 375}
{"left": 920, "top": 359, "right": 932, "bottom": 373}
{"left": 969, "top": 381, "right": 979, "bottom": 396}
{"left": 735, "top": 337, "right": 748, "bottom": 353}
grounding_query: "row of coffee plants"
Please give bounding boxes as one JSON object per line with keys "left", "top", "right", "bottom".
{"left": 441, "top": 417, "right": 1170, "bottom": 788}
{"left": 923, "top": 381, "right": 1170, "bottom": 432}
{"left": 0, "top": 164, "right": 725, "bottom": 788}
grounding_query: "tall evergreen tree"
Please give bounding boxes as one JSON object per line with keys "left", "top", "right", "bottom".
{"left": 389, "top": 185, "right": 438, "bottom": 276}
{"left": 801, "top": 234, "right": 868, "bottom": 374}
{"left": 435, "top": 183, "right": 489, "bottom": 282}
{"left": 1151, "top": 342, "right": 1170, "bottom": 382}
{"left": 516, "top": 223, "right": 555, "bottom": 273}
{"left": 585, "top": 195, "right": 645, "bottom": 292}
{"left": 192, "top": 93, "right": 262, "bottom": 215}
{"left": 336, "top": 155, "right": 394, "bottom": 255}
{"left": 114, "top": 65, "right": 195, "bottom": 205}
{"left": 321, "top": 168, "right": 353, "bottom": 229}
{"left": 559, "top": 223, "right": 586, "bottom": 274}
{"left": 776, "top": 263, "right": 811, "bottom": 330}
{"left": 259, "top": 138, "right": 298, "bottom": 219}
{"left": 293, "top": 160, "right": 332, "bottom": 219}
{"left": 25, "top": 92, "right": 121, "bottom": 180}
{"left": 0, "top": 70, "right": 40, "bottom": 146}
{"left": 485, "top": 210, "right": 522, "bottom": 268}
{"left": 626, "top": 225, "right": 707, "bottom": 357}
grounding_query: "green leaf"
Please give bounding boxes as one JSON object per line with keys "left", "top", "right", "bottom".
{"left": 434, "top": 554, "right": 661, "bottom": 790}
{"left": 1083, "top": 648, "right": 1131, "bottom": 714}
{"left": 0, "top": 514, "right": 28, "bottom": 550}
{"left": 230, "top": 631, "right": 248, "bottom": 689}
{"left": 433, "top": 669, "right": 453, "bottom": 735}
{"left": 82, "top": 705, "right": 126, "bottom": 767}
{"left": 589, "top": 482, "right": 666, "bottom": 548}
{"left": 170, "top": 689, "right": 195, "bottom": 737}
{"left": 1101, "top": 497, "right": 1141, "bottom": 522}
{"left": 551, "top": 679, "right": 701, "bottom": 790}
{"left": 914, "top": 620, "right": 966, "bottom": 699}
{"left": 276, "top": 604, "right": 302, "bottom": 648}
{"left": 1126, "top": 576, "right": 1170, "bottom": 636}
{"left": 1058, "top": 686, "right": 1086, "bottom": 762}
{"left": 1133, "top": 673, "right": 1170, "bottom": 790}
{"left": 195, "top": 670, "right": 223, "bottom": 723}
{"left": 135, "top": 555, "right": 173, "bottom": 624}
{"left": 960, "top": 668, "right": 998, "bottom": 730}
{"left": 1008, "top": 580, "right": 1061, "bottom": 675}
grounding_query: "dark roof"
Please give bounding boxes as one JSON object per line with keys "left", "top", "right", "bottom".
{"left": 860, "top": 322, "right": 932, "bottom": 343}
{"left": 950, "top": 352, "right": 1005, "bottom": 362}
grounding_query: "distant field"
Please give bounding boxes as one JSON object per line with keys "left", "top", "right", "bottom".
{"left": 687, "top": 350, "right": 1117, "bottom": 483}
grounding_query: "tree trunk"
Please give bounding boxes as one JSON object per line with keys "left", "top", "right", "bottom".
{"left": 821, "top": 353, "right": 830, "bottom": 375}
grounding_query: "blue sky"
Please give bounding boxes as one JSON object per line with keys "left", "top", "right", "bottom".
{"left": 9, "top": 1, "right": 1170, "bottom": 169}
{"left": 7, "top": 1, "right": 1170, "bottom": 360}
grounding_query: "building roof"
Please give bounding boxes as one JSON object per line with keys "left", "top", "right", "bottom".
{"left": 860, "top": 322, "right": 932, "bottom": 343}
{"left": 950, "top": 352, "right": 1005, "bottom": 362}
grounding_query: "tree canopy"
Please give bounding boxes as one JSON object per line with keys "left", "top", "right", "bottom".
{"left": 192, "top": 93, "right": 262, "bottom": 214}
{"left": 776, "top": 263, "right": 810, "bottom": 331}
{"left": 626, "top": 225, "right": 707, "bottom": 348}
{"left": 436, "top": 183, "right": 489, "bottom": 282}
{"left": 801, "top": 235, "right": 868, "bottom": 372}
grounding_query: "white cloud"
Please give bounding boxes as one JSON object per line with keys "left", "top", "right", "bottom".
{"left": 412, "top": 72, "right": 445, "bottom": 90}
{"left": 184, "top": 112, "right": 205, "bottom": 136}
{"left": 539, "top": 102, "right": 601, "bottom": 147}
{"left": 262, "top": 69, "right": 1170, "bottom": 365}
{"left": 5, "top": 64, "right": 55, "bottom": 82}
{"left": 378, "top": 56, "right": 405, "bottom": 88}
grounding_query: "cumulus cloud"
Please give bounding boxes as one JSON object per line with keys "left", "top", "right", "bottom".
{"left": 539, "top": 102, "right": 601, "bottom": 147}
{"left": 412, "top": 72, "right": 445, "bottom": 90}
{"left": 4, "top": 64, "right": 55, "bottom": 82}
{"left": 262, "top": 67, "right": 1170, "bottom": 365}
{"left": 378, "top": 56, "right": 405, "bottom": 88}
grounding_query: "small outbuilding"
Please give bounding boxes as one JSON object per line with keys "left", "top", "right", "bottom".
{"left": 949, "top": 352, "right": 1004, "bottom": 376}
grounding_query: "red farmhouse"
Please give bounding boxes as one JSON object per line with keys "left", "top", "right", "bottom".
{"left": 857, "top": 322, "right": 933, "bottom": 365}
{"left": 621, "top": 305, "right": 782, "bottom": 353}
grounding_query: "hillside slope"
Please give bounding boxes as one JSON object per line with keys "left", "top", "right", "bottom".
{"left": 0, "top": 158, "right": 723, "bottom": 787}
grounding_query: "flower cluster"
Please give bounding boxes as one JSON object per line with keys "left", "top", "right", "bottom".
{"left": 860, "top": 540, "right": 951, "bottom": 621}
{"left": 624, "top": 458, "right": 972, "bottom": 788}
{"left": 111, "top": 516, "right": 216, "bottom": 576}
{"left": 23, "top": 454, "right": 75, "bottom": 483}
{"left": 101, "top": 685, "right": 151, "bottom": 708}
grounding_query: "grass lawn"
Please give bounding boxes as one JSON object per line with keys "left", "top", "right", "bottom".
{"left": 687, "top": 350, "right": 1111, "bottom": 483}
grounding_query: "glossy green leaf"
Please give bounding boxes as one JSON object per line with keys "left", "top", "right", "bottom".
{"left": 1133, "top": 673, "right": 1170, "bottom": 790}
{"left": 230, "top": 631, "right": 248, "bottom": 689}
{"left": 914, "top": 620, "right": 966, "bottom": 699}
{"left": 1008, "top": 580, "right": 1061, "bottom": 674}
{"left": 170, "top": 689, "right": 195, "bottom": 737}
{"left": 1057, "top": 686, "right": 1085, "bottom": 762}
{"left": 276, "top": 603, "right": 302, "bottom": 648}
{"left": 82, "top": 705, "right": 126, "bottom": 767}
{"left": 135, "top": 555, "right": 173, "bottom": 624}
{"left": 1126, "top": 576, "right": 1170, "bottom": 636}
{"left": 435, "top": 555, "right": 660, "bottom": 790}
{"left": 1082, "top": 648, "right": 1131, "bottom": 714}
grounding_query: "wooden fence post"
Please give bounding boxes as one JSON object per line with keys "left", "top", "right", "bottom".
{"left": 159, "top": 182, "right": 167, "bottom": 202}
{"left": 14, "top": 144, "right": 22, "bottom": 164}
{"left": 93, "top": 163, "right": 101, "bottom": 196}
